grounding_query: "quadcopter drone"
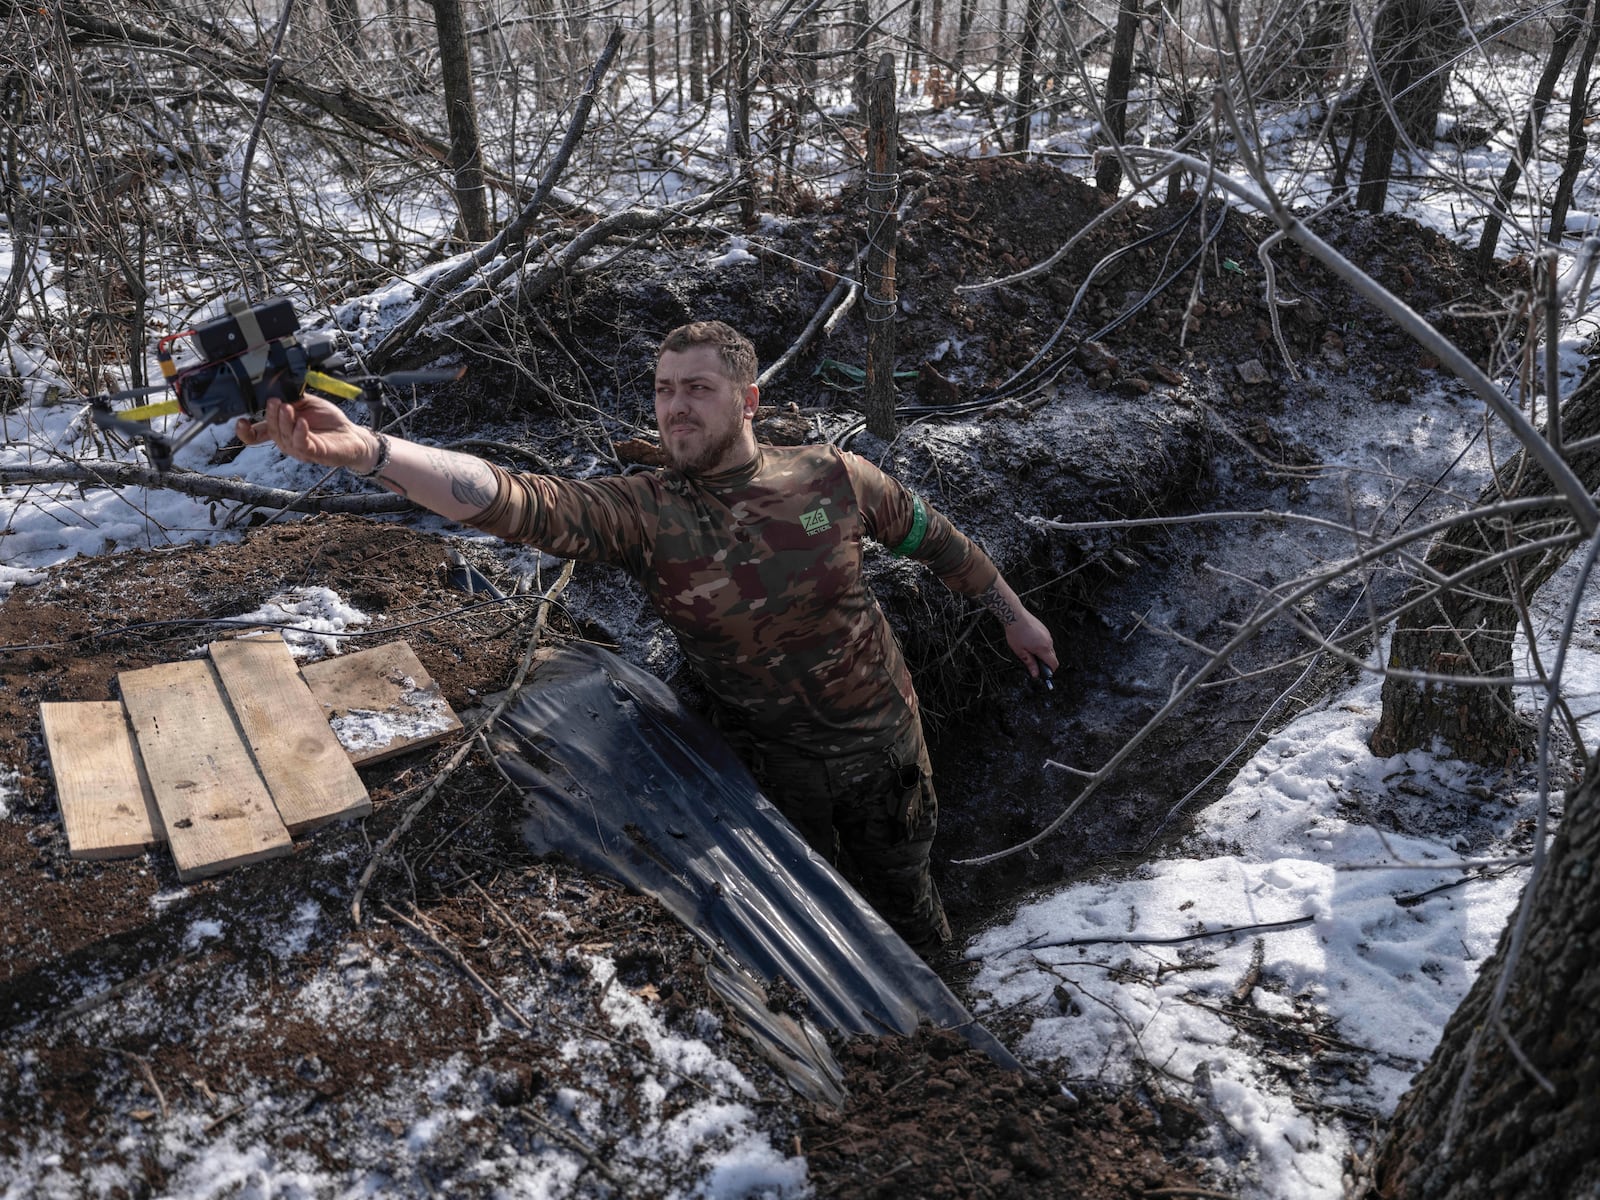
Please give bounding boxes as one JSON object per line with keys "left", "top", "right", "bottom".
{"left": 90, "top": 297, "right": 461, "bottom": 471}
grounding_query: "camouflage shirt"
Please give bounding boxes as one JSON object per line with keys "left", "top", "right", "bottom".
{"left": 467, "top": 443, "right": 998, "bottom": 758}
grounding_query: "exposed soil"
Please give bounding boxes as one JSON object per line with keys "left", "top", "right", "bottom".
{"left": 0, "top": 155, "right": 1509, "bottom": 1194}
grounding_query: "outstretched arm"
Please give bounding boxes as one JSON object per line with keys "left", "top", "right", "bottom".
{"left": 236, "top": 396, "right": 498, "bottom": 522}
{"left": 979, "top": 574, "right": 1058, "bottom": 680}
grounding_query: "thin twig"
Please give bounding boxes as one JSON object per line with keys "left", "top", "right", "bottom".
{"left": 238, "top": 0, "right": 296, "bottom": 294}
{"left": 351, "top": 561, "right": 573, "bottom": 925}
{"left": 1015, "top": 914, "right": 1314, "bottom": 953}
{"left": 522, "top": 1109, "right": 629, "bottom": 1190}
{"left": 102, "top": 1047, "right": 169, "bottom": 1119}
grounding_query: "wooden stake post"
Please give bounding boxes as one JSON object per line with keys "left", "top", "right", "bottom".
{"left": 863, "top": 52, "right": 899, "bottom": 441}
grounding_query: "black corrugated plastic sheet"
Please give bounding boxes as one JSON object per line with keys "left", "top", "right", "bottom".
{"left": 487, "top": 641, "right": 1022, "bottom": 1105}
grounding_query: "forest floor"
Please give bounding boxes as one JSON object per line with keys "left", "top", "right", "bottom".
{"left": 0, "top": 157, "right": 1520, "bottom": 1196}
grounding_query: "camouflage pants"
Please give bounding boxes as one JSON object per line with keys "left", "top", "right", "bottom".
{"left": 730, "top": 720, "right": 952, "bottom": 954}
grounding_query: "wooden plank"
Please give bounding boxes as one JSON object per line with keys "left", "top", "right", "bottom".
{"left": 118, "top": 659, "right": 292, "bottom": 881}
{"left": 39, "top": 701, "right": 163, "bottom": 859}
{"left": 209, "top": 635, "right": 372, "bottom": 833}
{"left": 300, "top": 641, "right": 463, "bottom": 766}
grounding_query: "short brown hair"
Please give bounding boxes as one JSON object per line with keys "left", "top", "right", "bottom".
{"left": 658, "top": 321, "right": 758, "bottom": 388}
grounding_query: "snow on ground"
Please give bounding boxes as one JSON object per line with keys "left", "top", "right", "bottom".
{"left": 3, "top": 936, "right": 808, "bottom": 1200}
{"left": 966, "top": 662, "right": 1553, "bottom": 1198}
{"left": 5, "top": 47, "right": 1600, "bottom": 1200}
{"left": 964, "top": 366, "right": 1600, "bottom": 1200}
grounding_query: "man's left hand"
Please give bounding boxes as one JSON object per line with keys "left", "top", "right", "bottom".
{"left": 982, "top": 576, "right": 1059, "bottom": 681}
{"left": 1004, "top": 607, "right": 1058, "bottom": 681}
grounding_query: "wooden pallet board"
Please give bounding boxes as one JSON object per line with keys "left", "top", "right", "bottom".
{"left": 301, "top": 641, "right": 463, "bottom": 766}
{"left": 40, "top": 701, "right": 163, "bottom": 859}
{"left": 210, "top": 634, "right": 372, "bottom": 833}
{"left": 118, "top": 658, "right": 292, "bottom": 881}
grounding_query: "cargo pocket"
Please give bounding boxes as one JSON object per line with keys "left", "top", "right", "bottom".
{"left": 887, "top": 725, "right": 932, "bottom": 837}
{"left": 892, "top": 761, "right": 924, "bottom": 833}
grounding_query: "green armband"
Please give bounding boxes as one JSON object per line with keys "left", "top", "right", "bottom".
{"left": 890, "top": 495, "right": 929, "bottom": 558}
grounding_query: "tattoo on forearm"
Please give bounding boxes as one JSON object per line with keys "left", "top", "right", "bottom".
{"left": 980, "top": 584, "right": 1018, "bottom": 625}
{"left": 423, "top": 447, "right": 496, "bottom": 511}
{"left": 450, "top": 473, "right": 495, "bottom": 510}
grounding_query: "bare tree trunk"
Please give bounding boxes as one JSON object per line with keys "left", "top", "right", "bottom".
{"left": 727, "top": 0, "right": 755, "bottom": 224}
{"left": 646, "top": 0, "right": 659, "bottom": 107}
{"left": 688, "top": 0, "right": 707, "bottom": 103}
{"left": 954, "top": 0, "right": 973, "bottom": 95}
{"left": 387, "top": 0, "right": 415, "bottom": 56}
{"left": 1301, "top": 0, "right": 1350, "bottom": 82}
{"left": 672, "top": 0, "right": 684, "bottom": 105}
{"left": 994, "top": 0, "right": 1011, "bottom": 96}
{"left": 1356, "top": 0, "right": 1473, "bottom": 213}
{"left": 853, "top": 0, "right": 875, "bottom": 107}
{"left": 325, "top": 0, "right": 365, "bottom": 56}
{"left": 1370, "top": 358, "right": 1600, "bottom": 765}
{"left": 1096, "top": 0, "right": 1139, "bottom": 194}
{"left": 1012, "top": 0, "right": 1044, "bottom": 151}
{"left": 796, "top": 0, "right": 820, "bottom": 86}
{"left": 0, "top": 69, "right": 34, "bottom": 346}
{"left": 1370, "top": 755, "right": 1600, "bottom": 1197}
{"left": 430, "top": 0, "right": 491, "bottom": 243}
{"left": 1548, "top": 3, "right": 1600, "bottom": 241}
{"left": 1474, "top": 0, "right": 1591, "bottom": 274}
{"left": 1255, "top": 0, "right": 1349, "bottom": 98}
{"left": 1049, "top": 1, "right": 1076, "bottom": 125}
{"left": 907, "top": 0, "right": 923, "bottom": 90}
{"left": 863, "top": 53, "right": 899, "bottom": 442}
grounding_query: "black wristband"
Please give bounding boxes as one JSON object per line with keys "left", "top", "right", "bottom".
{"left": 351, "top": 432, "right": 391, "bottom": 479}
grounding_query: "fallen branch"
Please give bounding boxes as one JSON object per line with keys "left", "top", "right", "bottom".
{"left": 521, "top": 1110, "right": 629, "bottom": 1190}
{"left": 1020, "top": 913, "right": 1314, "bottom": 952}
{"left": 0, "top": 460, "right": 412, "bottom": 514}
{"left": 38, "top": 950, "right": 199, "bottom": 1030}
{"left": 383, "top": 902, "right": 553, "bottom": 1044}
{"left": 388, "top": 884, "right": 715, "bottom": 1095}
{"left": 102, "top": 1047, "right": 169, "bottom": 1120}
{"left": 500, "top": 195, "right": 723, "bottom": 313}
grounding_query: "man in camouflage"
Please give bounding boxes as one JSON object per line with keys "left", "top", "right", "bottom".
{"left": 238, "top": 321, "right": 1057, "bottom": 953}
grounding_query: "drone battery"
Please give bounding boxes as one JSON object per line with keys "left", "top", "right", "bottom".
{"left": 194, "top": 297, "right": 299, "bottom": 361}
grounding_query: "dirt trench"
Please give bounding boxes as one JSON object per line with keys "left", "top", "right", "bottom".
{"left": 0, "top": 156, "right": 1515, "bottom": 1194}
{"left": 453, "top": 156, "right": 1508, "bottom": 941}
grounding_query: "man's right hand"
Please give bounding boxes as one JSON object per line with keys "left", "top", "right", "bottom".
{"left": 235, "top": 396, "right": 378, "bottom": 472}
{"left": 236, "top": 395, "right": 501, "bottom": 522}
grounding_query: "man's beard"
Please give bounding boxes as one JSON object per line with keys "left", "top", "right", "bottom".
{"left": 664, "top": 415, "right": 744, "bottom": 474}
